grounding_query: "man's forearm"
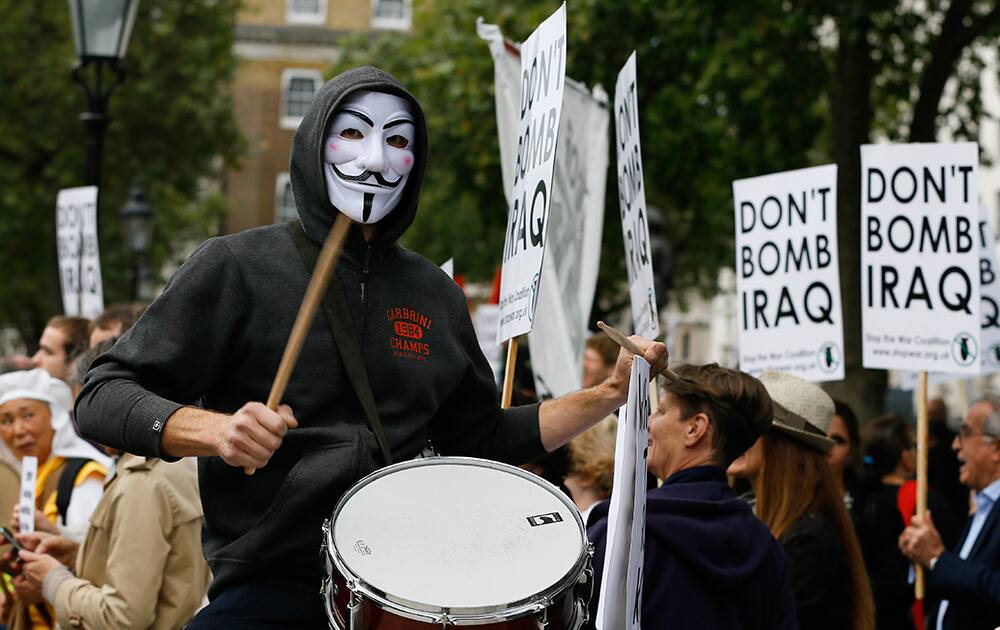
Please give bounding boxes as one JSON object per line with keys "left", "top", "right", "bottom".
{"left": 160, "top": 407, "right": 223, "bottom": 458}
{"left": 538, "top": 381, "right": 625, "bottom": 451}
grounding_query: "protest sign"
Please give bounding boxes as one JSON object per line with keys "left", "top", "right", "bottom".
{"left": 861, "top": 143, "right": 981, "bottom": 373}
{"left": 18, "top": 456, "right": 37, "bottom": 534}
{"left": 614, "top": 52, "right": 660, "bottom": 340}
{"left": 495, "top": 4, "right": 567, "bottom": 344}
{"left": 596, "top": 356, "right": 650, "bottom": 630}
{"left": 899, "top": 205, "right": 1000, "bottom": 384}
{"left": 978, "top": 206, "right": 1000, "bottom": 371}
{"left": 479, "top": 18, "right": 608, "bottom": 397}
{"left": 56, "top": 186, "right": 104, "bottom": 318}
{"left": 733, "top": 165, "right": 844, "bottom": 381}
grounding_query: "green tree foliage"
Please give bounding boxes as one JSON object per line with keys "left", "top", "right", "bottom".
{"left": 0, "top": 0, "right": 242, "bottom": 345}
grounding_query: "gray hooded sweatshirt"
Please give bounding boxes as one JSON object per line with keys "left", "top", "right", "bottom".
{"left": 76, "top": 66, "right": 544, "bottom": 597}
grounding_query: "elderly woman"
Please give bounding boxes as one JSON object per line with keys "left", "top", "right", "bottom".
{"left": 0, "top": 369, "right": 111, "bottom": 630}
{"left": 728, "top": 371, "right": 875, "bottom": 630}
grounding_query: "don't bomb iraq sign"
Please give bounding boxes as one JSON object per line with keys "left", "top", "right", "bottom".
{"left": 734, "top": 165, "right": 844, "bottom": 382}
{"left": 861, "top": 142, "right": 981, "bottom": 374}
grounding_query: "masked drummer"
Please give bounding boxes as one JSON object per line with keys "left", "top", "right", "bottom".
{"left": 75, "top": 66, "right": 667, "bottom": 627}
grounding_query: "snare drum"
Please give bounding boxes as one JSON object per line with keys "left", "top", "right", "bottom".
{"left": 322, "top": 457, "right": 593, "bottom": 629}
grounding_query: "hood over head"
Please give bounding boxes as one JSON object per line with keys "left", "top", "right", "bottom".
{"left": 290, "top": 66, "right": 429, "bottom": 246}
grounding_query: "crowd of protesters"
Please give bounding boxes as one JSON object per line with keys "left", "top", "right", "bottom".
{"left": 570, "top": 336, "right": 999, "bottom": 630}
{"left": 0, "top": 317, "right": 994, "bottom": 629}
{"left": 0, "top": 304, "right": 209, "bottom": 630}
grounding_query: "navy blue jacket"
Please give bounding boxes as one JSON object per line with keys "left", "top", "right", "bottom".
{"left": 586, "top": 466, "right": 798, "bottom": 630}
{"left": 927, "top": 495, "right": 1000, "bottom": 630}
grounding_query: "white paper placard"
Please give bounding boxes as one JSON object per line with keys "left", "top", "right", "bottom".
{"left": 596, "top": 356, "right": 650, "bottom": 630}
{"left": 56, "top": 186, "right": 104, "bottom": 318}
{"left": 861, "top": 143, "right": 981, "bottom": 373}
{"left": 495, "top": 3, "right": 567, "bottom": 344}
{"left": 478, "top": 19, "right": 609, "bottom": 398}
{"left": 978, "top": 205, "right": 1000, "bottom": 372}
{"left": 733, "top": 165, "right": 843, "bottom": 381}
{"left": 18, "top": 456, "right": 37, "bottom": 534}
{"left": 614, "top": 52, "right": 660, "bottom": 340}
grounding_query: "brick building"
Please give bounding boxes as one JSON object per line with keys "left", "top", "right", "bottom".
{"left": 225, "top": 0, "right": 411, "bottom": 233}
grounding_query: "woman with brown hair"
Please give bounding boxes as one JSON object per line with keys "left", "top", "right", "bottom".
{"left": 728, "top": 371, "right": 875, "bottom": 630}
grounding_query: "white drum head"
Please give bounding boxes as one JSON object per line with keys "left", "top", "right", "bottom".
{"left": 332, "top": 458, "right": 585, "bottom": 613}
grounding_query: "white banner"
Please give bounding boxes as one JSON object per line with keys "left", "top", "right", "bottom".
{"left": 18, "top": 456, "right": 37, "bottom": 534}
{"left": 861, "top": 143, "right": 981, "bottom": 373}
{"left": 597, "top": 356, "right": 649, "bottom": 630}
{"left": 733, "top": 165, "right": 844, "bottom": 381}
{"left": 479, "top": 17, "right": 608, "bottom": 397}
{"left": 56, "top": 186, "right": 104, "bottom": 318}
{"left": 494, "top": 4, "right": 567, "bottom": 344}
{"left": 614, "top": 52, "right": 660, "bottom": 340}
{"left": 472, "top": 304, "right": 503, "bottom": 385}
{"left": 440, "top": 258, "right": 454, "bottom": 280}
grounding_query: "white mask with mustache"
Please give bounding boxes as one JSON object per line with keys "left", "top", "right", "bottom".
{"left": 323, "top": 90, "right": 417, "bottom": 225}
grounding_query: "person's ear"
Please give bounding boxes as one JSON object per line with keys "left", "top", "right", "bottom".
{"left": 685, "top": 412, "right": 711, "bottom": 447}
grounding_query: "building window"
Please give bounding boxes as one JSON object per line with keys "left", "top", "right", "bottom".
{"left": 371, "top": 0, "right": 411, "bottom": 30}
{"left": 275, "top": 173, "right": 297, "bottom": 223}
{"left": 280, "top": 69, "right": 323, "bottom": 129}
{"left": 286, "top": 0, "right": 326, "bottom": 25}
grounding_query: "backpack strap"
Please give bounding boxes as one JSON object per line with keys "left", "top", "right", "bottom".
{"left": 287, "top": 221, "right": 393, "bottom": 466}
{"left": 55, "top": 458, "right": 90, "bottom": 522}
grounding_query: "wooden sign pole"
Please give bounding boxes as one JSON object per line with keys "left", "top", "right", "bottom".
{"left": 915, "top": 370, "right": 929, "bottom": 599}
{"left": 245, "top": 214, "right": 352, "bottom": 475}
{"left": 501, "top": 336, "right": 520, "bottom": 409}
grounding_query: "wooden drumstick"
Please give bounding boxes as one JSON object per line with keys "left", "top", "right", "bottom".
{"left": 245, "top": 214, "right": 352, "bottom": 475}
{"left": 596, "top": 321, "right": 680, "bottom": 382}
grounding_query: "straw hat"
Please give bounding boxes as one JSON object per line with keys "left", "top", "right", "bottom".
{"left": 759, "top": 371, "right": 836, "bottom": 454}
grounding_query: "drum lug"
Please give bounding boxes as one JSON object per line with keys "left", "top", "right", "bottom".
{"left": 534, "top": 606, "right": 549, "bottom": 630}
{"left": 348, "top": 590, "right": 363, "bottom": 630}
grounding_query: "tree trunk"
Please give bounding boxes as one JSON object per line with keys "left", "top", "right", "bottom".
{"left": 823, "top": 8, "right": 887, "bottom": 423}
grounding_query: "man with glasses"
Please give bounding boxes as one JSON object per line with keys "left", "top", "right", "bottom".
{"left": 899, "top": 395, "right": 1000, "bottom": 630}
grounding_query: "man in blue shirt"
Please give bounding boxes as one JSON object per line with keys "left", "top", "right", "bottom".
{"left": 900, "top": 394, "right": 1000, "bottom": 630}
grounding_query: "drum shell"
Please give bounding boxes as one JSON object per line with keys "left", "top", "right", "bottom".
{"left": 325, "top": 566, "right": 583, "bottom": 629}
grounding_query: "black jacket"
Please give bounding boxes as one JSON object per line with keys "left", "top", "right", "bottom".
{"left": 586, "top": 466, "right": 798, "bottom": 630}
{"left": 781, "top": 512, "right": 852, "bottom": 630}
{"left": 856, "top": 483, "right": 959, "bottom": 630}
{"left": 927, "top": 493, "right": 1000, "bottom": 630}
{"left": 75, "top": 66, "right": 544, "bottom": 597}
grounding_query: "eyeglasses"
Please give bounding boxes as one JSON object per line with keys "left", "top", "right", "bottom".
{"left": 958, "top": 424, "right": 997, "bottom": 442}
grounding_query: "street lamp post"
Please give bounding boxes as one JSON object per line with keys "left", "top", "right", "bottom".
{"left": 120, "top": 182, "right": 154, "bottom": 300}
{"left": 68, "top": 0, "right": 140, "bottom": 188}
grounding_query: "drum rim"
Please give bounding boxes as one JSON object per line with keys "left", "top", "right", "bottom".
{"left": 326, "top": 456, "right": 590, "bottom": 623}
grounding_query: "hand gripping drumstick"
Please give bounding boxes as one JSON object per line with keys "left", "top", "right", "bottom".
{"left": 596, "top": 321, "right": 681, "bottom": 382}
{"left": 245, "top": 214, "right": 352, "bottom": 475}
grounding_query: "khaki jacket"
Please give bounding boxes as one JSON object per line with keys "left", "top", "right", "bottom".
{"left": 51, "top": 455, "right": 208, "bottom": 629}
